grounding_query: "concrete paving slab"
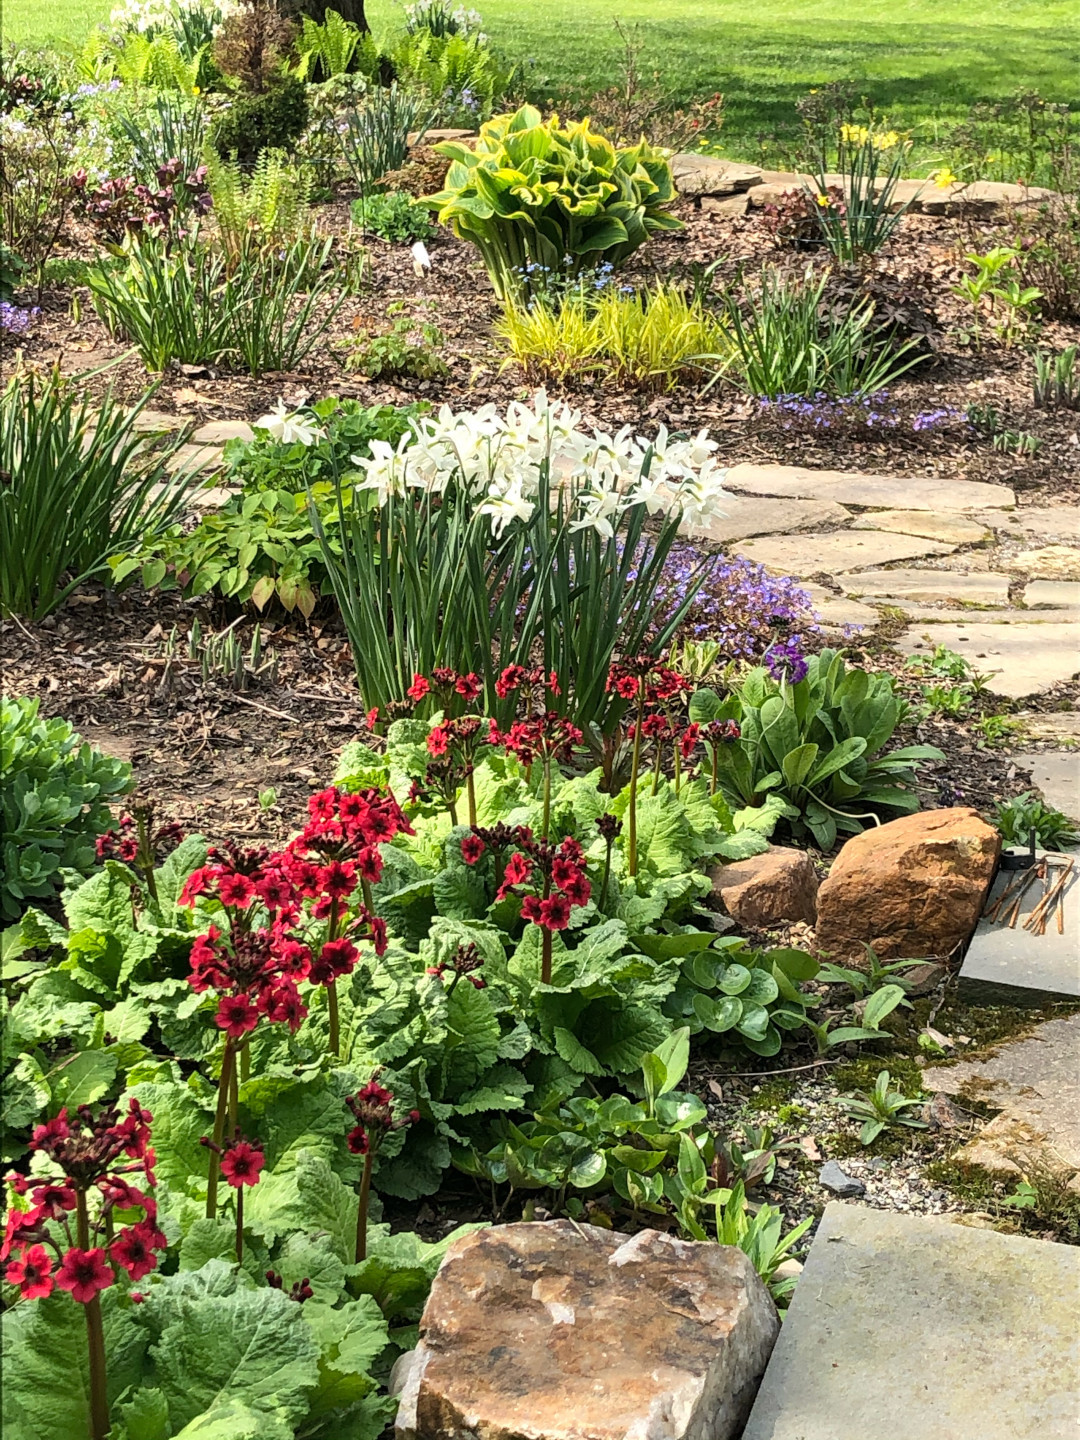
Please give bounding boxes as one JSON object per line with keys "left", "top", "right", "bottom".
{"left": 847, "top": 569, "right": 1012, "bottom": 605}
{"left": 680, "top": 495, "right": 849, "bottom": 544}
{"left": 1017, "top": 751, "right": 1080, "bottom": 821}
{"left": 901, "top": 623, "right": 1080, "bottom": 697}
{"left": 724, "top": 463, "right": 1015, "bottom": 512}
{"left": 191, "top": 419, "right": 254, "bottom": 444}
{"left": 849, "top": 509, "right": 992, "bottom": 545}
{"left": 924, "top": 1015, "right": 1080, "bottom": 1185}
{"left": 958, "top": 856, "right": 1079, "bottom": 1005}
{"left": 741, "top": 1202, "right": 1080, "bottom": 1440}
{"left": 734, "top": 531, "right": 953, "bottom": 578}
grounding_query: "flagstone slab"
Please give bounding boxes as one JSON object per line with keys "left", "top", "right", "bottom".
{"left": 890, "top": 605, "right": 1080, "bottom": 625}
{"left": 918, "top": 178, "right": 1059, "bottom": 214}
{"left": 1018, "top": 711, "right": 1080, "bottom": 742}
{"left": 801, "top": 585, "right": 882, "bottom": 628}
{"left": 902, "top": 622, "right": 1080, "bottom": 697}
{"left": 1024, "top": 580, "right": 1080, "bottom": 609}
{"left": 165, "top": 442, "right": 225, "bottom": 476}
{"left": 734, "top": 531, "right": 953, "bottom": 578}
{"left": 849, "top": 509, "right": 992, "bottom": 545}
{"left": 671, "top": 154, "right": 764, "bottom": 196}
{"left": 724, "top": 463, "right": 1014, "bottom": 512}
{"left": 191, "top": 419, "right": 254, "bottom": 445}
{"left": 1019, "top": 751, "right": 1080, "bottom": 822}
{"left": 680, "top": 495, "right": 849, "bottom": 543}
{"left": 925, "top": 1017, "right": 1080, "bottom": 1184}
{"left": 846, "top": 569, "right": 1012, "bottom": 605}
{"left": 956, "top": 876, "right": 1079, "bottom": 1008}
{"left": 956, "top": 854, "right": 1079, "bottom": 1008}
{"left": 741, "top": 1202, "right": 1080, "bottom": 1440}
{"left": 983, "top": 506, "right": 1080, "bottom": 542}
{"left": 1007, "top": 545, "right": 1080, "bottom": 581}
{"left": 131, "top": 409, "right": 190, "bottom": 433}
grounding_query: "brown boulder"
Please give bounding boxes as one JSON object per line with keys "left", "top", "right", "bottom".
{"left": 711, "top": 845, "right": 819, "bottom": 928}
{"left": 813, "top": 808, "right": 1000, "bottom": 962}
{"left": 396, "top": 1221, "right": 779, "bottom": 1440}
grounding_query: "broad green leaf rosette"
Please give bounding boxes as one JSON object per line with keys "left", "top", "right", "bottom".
{"left": 425, "top": 105, "right": 682, "bottom": 299}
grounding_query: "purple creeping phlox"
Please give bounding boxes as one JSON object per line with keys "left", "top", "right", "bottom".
{"left": 0, "top": 301, "right": 40, "bottom": 335}
{"left": 757, "top": 391, "right": 966, "bottom": 438}
{"left": 650, "top": 543, "right": 822, "bottom": 659}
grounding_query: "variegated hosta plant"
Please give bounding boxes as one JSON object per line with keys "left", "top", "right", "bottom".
{"left": 426, "top": 104, "right": 682, "bottom": 299}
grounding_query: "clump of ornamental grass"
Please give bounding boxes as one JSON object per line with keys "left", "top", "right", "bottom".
{"left": 497, "top": 281, "right": 732, "bottom": 392}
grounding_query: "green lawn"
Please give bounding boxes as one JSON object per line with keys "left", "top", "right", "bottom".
{"left": 4, "top": 0, "right": 1077, "bottom": 162}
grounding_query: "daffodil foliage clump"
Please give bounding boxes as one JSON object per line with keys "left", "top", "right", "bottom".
{"left": 318, "top": 392, "right": 730, "bottom": 725}
{"left": 427, "top": 105, "right": 682, "bottom": 299}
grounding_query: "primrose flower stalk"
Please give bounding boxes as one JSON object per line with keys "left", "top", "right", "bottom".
{"left": 4, "top": 1101, "right": 163, "bottom": 1440}
{"left": 346, "top": 1078, "right": 418, "bottom": 1262}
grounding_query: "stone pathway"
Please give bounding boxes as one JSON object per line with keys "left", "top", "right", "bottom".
{"left": 741, "top": 1202, "right": 1080, "bottom": 1440}
{"left": 705, "top": 463, "right": 1078, "bottom": 701}
{"left": 671, "top": 153, "right": 1061, "bottom": 219}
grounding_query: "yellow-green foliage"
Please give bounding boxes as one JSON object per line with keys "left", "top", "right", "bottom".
{"left": 496, "top": 283, "right": 732, "bottom": 392}
{"left": 207, "top": 148, "right": 313, "bottom": 257}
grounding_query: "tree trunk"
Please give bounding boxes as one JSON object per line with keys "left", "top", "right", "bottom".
{"left": 283, "top": 0, "right": 370, "bottom": 31}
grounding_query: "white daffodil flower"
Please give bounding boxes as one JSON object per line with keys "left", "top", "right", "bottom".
{"left": 254, "top": 400, "right": 324, "bottom": 447}
{"left": 478, "top": 481, "right": 535, "bottom": 538}
{"left": 410, "top": 241, "right": 432, "bottom": 275}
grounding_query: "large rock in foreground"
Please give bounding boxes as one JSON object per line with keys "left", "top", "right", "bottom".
{"left": 396, "top": 1221, "right": 779, "bottom": 1440}
{"left": 814, "top": 808, "right": 1000, "bottom": 961}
